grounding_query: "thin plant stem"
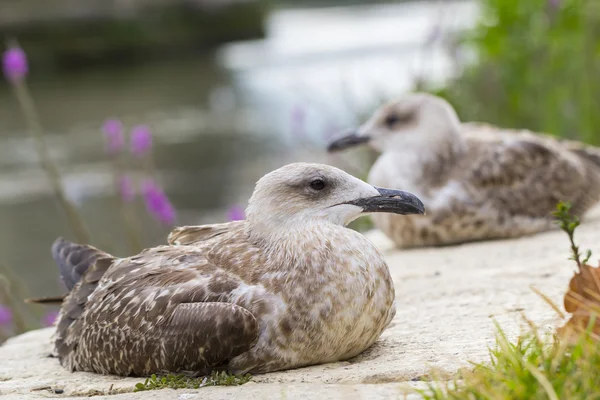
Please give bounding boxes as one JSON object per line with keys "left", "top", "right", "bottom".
{"left": 143, "top": 152, "right": 158, "bottom": 180}
{"left": 117, "top": 191, "right": 143, "bottom": 254}
{"left": 140, "top": 151, "right": 177, "bottom": 227}
{"left": 0, "top": 267, "right": 29, "bottom": 334}
{"left": 111, "top": 162, "right": 142, "bottom": 253}
{"left": 11, "top": 81, "right": 91, "bottom": 243}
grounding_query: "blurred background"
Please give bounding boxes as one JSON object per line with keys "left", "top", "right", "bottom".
{"left": 0, "top": 0, "right": 598, "bottom": 339}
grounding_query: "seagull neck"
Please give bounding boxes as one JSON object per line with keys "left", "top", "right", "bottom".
{"left": 423, "top": 128, "right": 465, "bottom": 160}
{"left": 427, "top": 134, "right": 465, "bottom": 170}
{"left": 245, "top": 219, "right": 381, "bottom": 286}
{"left": 246, "top": 218, "right": 342, "bottom": 257}
{"left": 388, "top": 130, "right": 465, "bottom": 185}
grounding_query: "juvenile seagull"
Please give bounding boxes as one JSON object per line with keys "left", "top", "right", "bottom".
{"left": 327, "top": 93, "right": 600, "bottom": 248}
{"left": 51, "top": 162, "right": 424, "bottom": 376}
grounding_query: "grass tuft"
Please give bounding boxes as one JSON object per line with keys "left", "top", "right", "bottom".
{"left": 419, "top": 202, "right": 600, "bottom": 399}
{"left": 419, "top": 326, "right": 600, "bottom": 400}
{"left": 133, "top": 371, "right": 251, "bottom": 392}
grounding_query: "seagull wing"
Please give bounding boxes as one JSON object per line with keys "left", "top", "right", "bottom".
{"left": 465, "top": 137, "right": 600, "bottom": 217}
{"left": 57, "top": 247, "right": 259, "bottom": 376}
{"left": 557, "top": 138, "right": 600, "bottom": 169}
{"left": 168, "top": 221, "right": 243, "bottom": 245}
{"left": 464, "top": 121, "right": 600, "bottom": 166}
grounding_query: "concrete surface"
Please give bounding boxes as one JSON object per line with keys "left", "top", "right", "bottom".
{"left": 3, "top": 206, "right": 597, "bottom": 399}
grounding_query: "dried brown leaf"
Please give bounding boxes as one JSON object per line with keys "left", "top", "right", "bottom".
{"left": 559, "top": 262, "right": 600, "bottom": 341}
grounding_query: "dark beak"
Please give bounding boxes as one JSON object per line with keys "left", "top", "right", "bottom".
{"left": 346, "top": 187, "right": 425, "bottom": 215}
{"left": 327, "top": 131, "right": 370, "bottom": 152}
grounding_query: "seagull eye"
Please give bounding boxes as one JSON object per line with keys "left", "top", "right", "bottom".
{"left": 385, "top": 112, "right": 412, "bottom": 128}
{"left": 309, "top": 179, "right": 326, "bottom": 191}
{"left": 384, "top": 114, "right": 399, "bottom": 127}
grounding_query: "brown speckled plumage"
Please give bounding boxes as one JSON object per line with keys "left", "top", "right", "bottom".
{"left": 52, "top": 163, "right": 424, "bottom": 376}
{"left": 328, "top": 93, "right": 600, "bottom": 248}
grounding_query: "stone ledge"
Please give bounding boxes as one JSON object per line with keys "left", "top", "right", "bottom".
{"left": 3, "top": 207, "right": 599, "bottom": 399}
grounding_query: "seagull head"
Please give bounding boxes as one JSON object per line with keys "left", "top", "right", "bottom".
{"left": 246, "top": 163, "right": 424, "bottom": 229}
{"left": 327, "top": 93, "right": 461, "bottom": 154}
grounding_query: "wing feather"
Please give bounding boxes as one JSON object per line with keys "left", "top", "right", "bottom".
{"left": 463, "top": 136, "right": 600, "bottom": 217}
{"left": 168, "top": 222, "right": 243, "bottom": 246}
{"left": 58, "top": 247, "right": 260, "bottom": 376}
{"left": 155, "top": 302, "right": 258, "bottom": 375}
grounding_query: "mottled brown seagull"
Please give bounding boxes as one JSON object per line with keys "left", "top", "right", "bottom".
{"left": 49, "top": 162, "right": 424, "bottom": 376}
{"left": 327, "top": 93, "right": 600, "bottom": 248}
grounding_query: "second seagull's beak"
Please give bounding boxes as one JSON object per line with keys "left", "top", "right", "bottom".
{"left": 327, "top": 131, "right": 371, "bottom": 152}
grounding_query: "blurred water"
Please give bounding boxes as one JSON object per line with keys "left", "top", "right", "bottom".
{"left": 0, "top": 1, "right": 475, "bottom": 304}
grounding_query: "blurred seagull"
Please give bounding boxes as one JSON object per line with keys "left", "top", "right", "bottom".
{"left": 47, "top": 162, "right": 424, "bottom": 376}
{"left": 327, "top": 93, "right": 600, "bottom": 248}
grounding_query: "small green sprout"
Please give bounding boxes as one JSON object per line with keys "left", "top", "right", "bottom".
{"left": 553, "top": 201, "right": 592, "bottom": 267}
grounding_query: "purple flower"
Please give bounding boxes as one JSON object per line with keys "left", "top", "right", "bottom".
{"left": 227, "top": 205, "right": 245, "bottom": 221}
{"left": 0, "top": 305, "right": 12, "bottom": 326}
{"left": 42, "top": 310, "right": 59, "bottom": 327}
{"left": 118, "top": 175, "right": 136, "bottom": 202}
{"left": 131, "top": 125, "right": 152, "bottom": 156}
{"left": 548, "top": 0, "right": 561, "bottom": 9}
{"left": 290, "top": 105, "right": 306, "bottom": 138}
{"left": 425, "top": 24, "right": 442, "bottom": 45}
{"left": 2, "top": 47, "right": 28, "bottom": 83}
{"left": 142, "top": 180, "right": 176, "bottom": 225}
{"left": 102, "top": 119, "right": 125, "bottom": 154}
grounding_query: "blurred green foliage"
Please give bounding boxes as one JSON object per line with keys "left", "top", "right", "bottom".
{"left": 428, "top": 0, "right": 600, "bottom": 144}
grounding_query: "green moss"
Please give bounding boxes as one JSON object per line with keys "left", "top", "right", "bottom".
{"left": 133, "top": 371, "right": 251, "bottom": 392}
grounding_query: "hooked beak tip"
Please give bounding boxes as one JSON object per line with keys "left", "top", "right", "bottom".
{"left": 375, "top": 187, "right": 425, "bottom": 215}
{"left": 346, "top": 187, "right": 425, "bottom": 216}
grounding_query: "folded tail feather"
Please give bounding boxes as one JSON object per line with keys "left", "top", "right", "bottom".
{"left": 26, "top": 238, "right": 114, "bottom": 305}
{"left": 51, "top": 239, "right": 116, "bottom": 358}
{"left": 51, "top": 237, "right": 113, "bottom": 291}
